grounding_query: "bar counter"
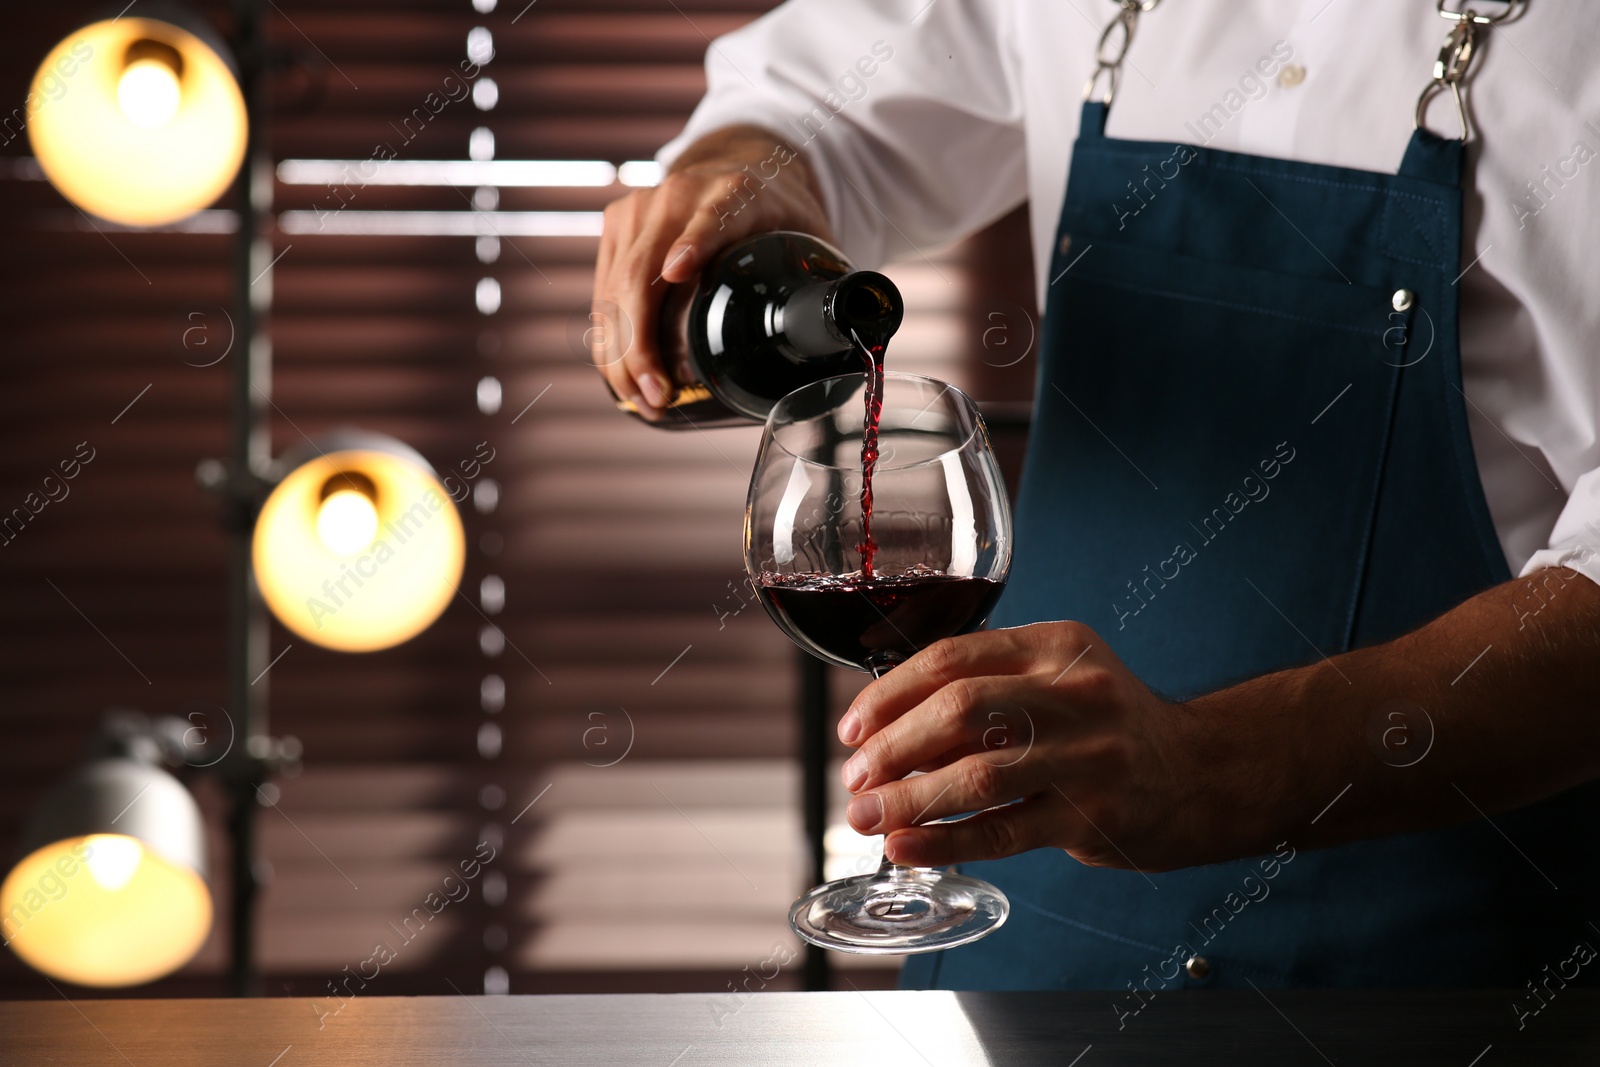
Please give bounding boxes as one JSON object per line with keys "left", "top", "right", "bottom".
{"left": 1, "top": 989, "right": 1595, "bottom": 1065}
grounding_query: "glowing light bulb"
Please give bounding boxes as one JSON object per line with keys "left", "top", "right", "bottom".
{"left": 117, "top": 58, "right": 182, "bottom": 129}
{"left": 317, "top": 488, "right": 380, "bottom": 555}
{"left": 84, "top": 835, "right": 143, "bottom": 892}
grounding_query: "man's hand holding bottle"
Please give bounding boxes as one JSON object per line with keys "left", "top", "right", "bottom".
{"left": 591, "top": 126, "right": 836, "bottom": 420}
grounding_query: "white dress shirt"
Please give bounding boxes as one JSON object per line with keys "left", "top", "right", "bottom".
{"left": 660, "top": 0, "right": 1600, "bottom": 586}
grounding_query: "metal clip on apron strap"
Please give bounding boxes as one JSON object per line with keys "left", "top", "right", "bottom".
{"left": 1082, "top": 0, "right": 1161, "bottom": 107}
{"left": 1415, "top": 0, "right": 1525, "bottom": 141}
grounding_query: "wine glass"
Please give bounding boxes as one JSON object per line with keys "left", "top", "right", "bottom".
{"left": 745, "top": 371, "right": 1013, "bottom": 954}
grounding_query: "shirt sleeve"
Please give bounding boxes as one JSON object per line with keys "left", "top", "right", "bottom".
{"left": 656, "top": 0, "right": 1029, "bottom": 270}
{"left": 1518, "top": 466, "right": 1600, "bottom": 589}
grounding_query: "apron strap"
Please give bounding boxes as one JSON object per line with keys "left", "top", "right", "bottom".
{"left": 1078, "top": 100, "right": 1110, "bottom": 140}
{"left": 1398, "top": 127, "right": 1463, "bottom": 184}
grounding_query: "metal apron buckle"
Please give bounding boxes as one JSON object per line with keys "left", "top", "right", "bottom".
{"left": 1415, "top": 0, "right": 1525, "bottom": 141}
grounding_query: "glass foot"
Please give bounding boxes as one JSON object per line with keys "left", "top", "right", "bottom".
{"left": 789, "top": 864, "right": 1008, "bottom": 955}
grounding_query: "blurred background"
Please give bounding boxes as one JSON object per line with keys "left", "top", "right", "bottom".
{"left": 0, "top": 0, "right": 1034, "bottom": 999}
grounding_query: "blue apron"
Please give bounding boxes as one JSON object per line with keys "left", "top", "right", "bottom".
{"left": 902, "top": 88, "right": 1600, "bottom": 990}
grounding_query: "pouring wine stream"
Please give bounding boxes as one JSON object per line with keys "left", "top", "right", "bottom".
{"left": 852, "top": 324, "right": 886, "bottom": 580}
{"left": 852, "top": 323, "right": 918, "bottom": 893}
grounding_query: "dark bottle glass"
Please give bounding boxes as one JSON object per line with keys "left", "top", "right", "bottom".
{"left": 614, "top": 231, "right": 903, "bottom": 428}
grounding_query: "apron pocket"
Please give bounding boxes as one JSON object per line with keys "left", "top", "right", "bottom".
{"left": 1019, "top": 240, "right": 1412, "bottom": 694}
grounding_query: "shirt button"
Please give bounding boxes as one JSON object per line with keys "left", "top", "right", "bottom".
{"left": 1277, "top": 64, "right": 1307, "bottom": 88}
{"left": 1185, "top": 955, "right": 1211, "bottom": 979}
{"left": 1058, "top": 233, "right": 1072, "bottom": 257}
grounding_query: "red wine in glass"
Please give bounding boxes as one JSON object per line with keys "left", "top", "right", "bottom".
{"left": 758, "top": 570, "right": 1005, "bottom": 673}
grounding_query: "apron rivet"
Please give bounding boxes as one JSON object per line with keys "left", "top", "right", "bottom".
{"left": 1058, "top": 233, "right": 1073, "bottom": 257}
{"left": 1392, "top": 288, "right": 1415, "bottom": 311}
{"left": 1185, "top": 955, "right": 1211, "bottom": 979}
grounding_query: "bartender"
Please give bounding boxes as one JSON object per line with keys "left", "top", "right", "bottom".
{"left": 590, "top": 0, "right": 1600, "bottom": 990}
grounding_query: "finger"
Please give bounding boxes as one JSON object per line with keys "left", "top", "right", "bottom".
{"left": 657, "top": 232, "right": 701, "bottom": 285}
{"left": 841, "top": 629, "right": 1040, "bottom": 746}
{"left": 593, "top": 195, "right": 647, "bottom": 407}
{"left": 884, "top": 797, "right": 1058, "bottom": 867}
{"left": 610, "top": 182, "right": 704, "bottom": 416}
{"left": 847, "top": 749, "right": 1040, "bottom": 837}
{"left": 619, "top": 166, "right": 788, "bottom": 406}
{"left": 910, "top": 739, "right": 989, "bottom": 774}
{"left": 841, "top": 674, "right": 1038, "bottom": 792}
{"left": 657, "top": 175, "right": 766, "bottom": 285}
{"left": 590, "top": 295, "right": 637, "bottom": 402}
{"left": 616, "top": 242, "right": 673, "bottom": 414}
{"left": 609, "top": 255, "right": 669, "bottom": 419}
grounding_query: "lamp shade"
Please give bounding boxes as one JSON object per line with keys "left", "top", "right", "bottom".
{"left": 28, "top": 9, "right": 247, "bottom": 226}
{"left": 0, "top": 758, "right": 211, "bottom": 987}
{"left": 253, "top": 432, "right": 467, "bottom": 652}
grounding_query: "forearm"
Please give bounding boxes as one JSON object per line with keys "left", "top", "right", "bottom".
{"left": 1193, "top": 567, "right": 1600, "bottom": 855}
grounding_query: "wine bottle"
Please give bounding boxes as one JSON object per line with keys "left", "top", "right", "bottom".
{"left": 613, "top": 231, "right": 904, "bottom": 428}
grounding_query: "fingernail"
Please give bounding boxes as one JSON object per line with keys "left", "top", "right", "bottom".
{"left": 839, "top": 709, "right": 861, "bottom": 745}
{"left": 842, "top": 754, "right": 867, "bottom": 793}
{"left": 639, "top": 373, "right": 670, "bottom": 407}
{"left": 664, "top": 244, "right": 693, "bottom": 275}
{"left": 885, "top": 834, "right": 922, "bottom": 867}
{"left": 847, "top": 792, "right": 883, "bottom": 833}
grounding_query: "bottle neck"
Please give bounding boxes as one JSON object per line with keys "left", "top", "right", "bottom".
{"left": 778, "top": 270, "right": 903, "bottom": 360}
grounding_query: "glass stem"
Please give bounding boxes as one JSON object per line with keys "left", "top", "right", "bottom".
{"left": 867, "top": 658, "right": 912, "bottom": 874}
